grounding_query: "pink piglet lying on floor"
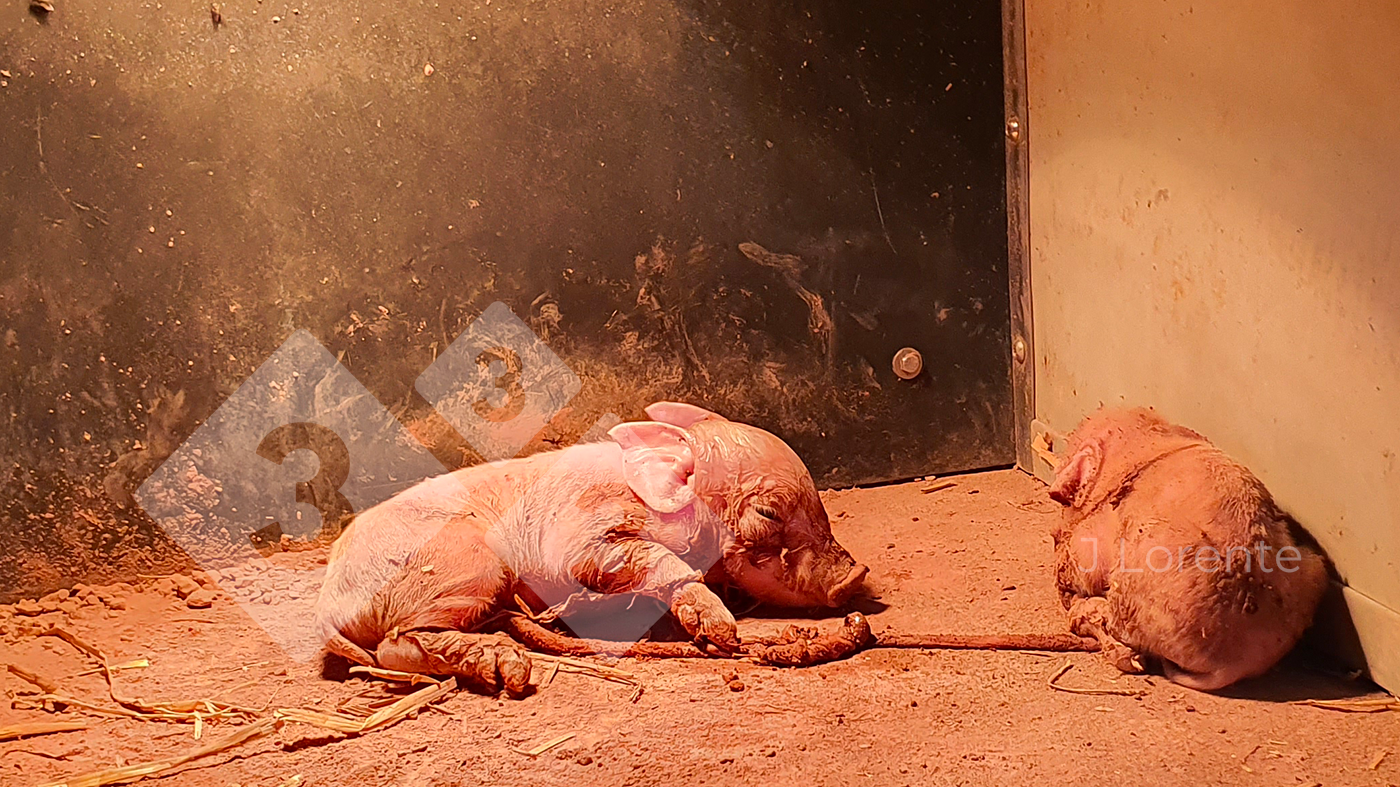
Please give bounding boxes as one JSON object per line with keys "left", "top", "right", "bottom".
{"left": 1049, "top": 407, "right": 1328, "bottom": 690}
{"left": 313, "top": 401, "right": 868, "bottom": 695}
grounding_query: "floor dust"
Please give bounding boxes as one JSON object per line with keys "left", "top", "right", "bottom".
{"left": 2, "top": 470, "right": 1396, "bottom": 786}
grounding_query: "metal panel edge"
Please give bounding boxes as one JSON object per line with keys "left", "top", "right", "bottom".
{"left": 1003, "top": 0, "right": 1034, "bottom": 472}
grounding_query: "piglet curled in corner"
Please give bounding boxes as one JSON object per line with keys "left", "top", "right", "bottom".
{"left": 1048, "top": 407, "right": 1327, "bottom": 691}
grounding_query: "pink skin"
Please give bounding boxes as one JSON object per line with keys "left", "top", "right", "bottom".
{"left": 314, "top": 402, "right": 867, "bottom": 695}
{"left": 1049, "top": 407, "right": 1328, "bottom": 691}
{"left": 642, "top": 403, "right": 868, "bottom": 610}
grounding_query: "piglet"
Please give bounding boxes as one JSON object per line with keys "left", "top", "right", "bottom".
{"left": 313, "top": 402, "right": 867, "bottom": 695}
{"left": 1049, "top": 407, "right": 1327, "bottom": 690}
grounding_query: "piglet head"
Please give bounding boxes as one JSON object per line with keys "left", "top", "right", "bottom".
{"left": 608, "top": 402, "right": 867, "bottom": 609}
{"left": 1050, "top": 407, "right": 1205, "bottom": 510}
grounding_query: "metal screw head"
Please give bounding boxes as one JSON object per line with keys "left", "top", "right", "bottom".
{"left": 1012, "top": 336, "right": 1027, "bottom": 364}
{"left": 892, "top": 347, "right": 923, "bottom": 380}
{"left": 1005, "top": 117, "right": 1022, "bottom": 143}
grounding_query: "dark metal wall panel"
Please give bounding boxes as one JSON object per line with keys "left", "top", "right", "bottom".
{"left": 0, "top": 0, "right": 1010, "bottom": 598}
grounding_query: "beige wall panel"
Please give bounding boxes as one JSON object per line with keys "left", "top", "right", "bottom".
{"left": 1025, "top": 0, "right": 1400, "bottom": 685}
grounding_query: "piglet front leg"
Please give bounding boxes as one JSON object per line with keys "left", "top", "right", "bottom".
{"left": 1067, "top": 596, "right": 1145, "bottom": 674}
{"left": 669, "top": 581, "right": 740, "bottom": 653}
{"left": 571, "top": 537, "right": 740, "bottom": 652}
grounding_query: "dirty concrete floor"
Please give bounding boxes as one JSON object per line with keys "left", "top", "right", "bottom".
{"left": 2, "top": 470, "right": 1397, "bottom": 787}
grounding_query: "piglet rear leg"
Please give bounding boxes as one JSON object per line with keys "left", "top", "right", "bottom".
{"left": 1067, "top": 596, "right": 1146, "bottom": 674}
{"left": 377, "top": 630, "right": 533, "bottom": 697}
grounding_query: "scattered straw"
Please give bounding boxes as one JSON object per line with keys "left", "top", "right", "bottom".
{"left": 1047, "top": 661, "right": 1146, "bottom": 697}
{"left": 348, "top": 665, "right": 439, "bottom": 686}
{"left": 529, "top": 653, "right": 643, "bottom": 702}
{"left": 8, "top": 663, "right": 60, "bottom": 694}
{"left": 1292, "top": 696, "right": 1400, "bottom": 713}
{"left": 208, "top": 679, "right": 259, "bottom": 704}
{"left": 34, "top": 717, "right": 279, "bottom": 787}
{"left": 541, "top": 659, "right": 562, "bottom": 688}
{"left": 514, "top": 732, "right": 575, "bottom": 757}
{"left": 275, "top": 677, "right": 455, "bottom": 734}
{"left": 1241, "top": 743, "right": 1260, "bottom": 773}
{"left": 67, "top": 658, "right": 151, "bottom": 680}
{"left": 0, "top": 721, "right": 89, "bottom": 742}
{"left": 31, "top": 627, "right": 261, "bottom": 725}
{"left": 222, "top": 660, "right": 271, "bottom": 673}
{"left": 21, "top": 634, "right": 483, "bottom": 786}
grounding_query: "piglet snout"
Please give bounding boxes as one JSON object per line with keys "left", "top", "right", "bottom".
{"left": 825, "top": 563, "right": 869, "bottom": 606}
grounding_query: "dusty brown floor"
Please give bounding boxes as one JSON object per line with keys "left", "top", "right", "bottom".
{"left": 2, "top": 470, "right": 1397, "bottom": 787}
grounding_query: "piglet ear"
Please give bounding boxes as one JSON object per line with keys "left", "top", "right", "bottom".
{"left": 643, "top": 401, "right": 727, "bottom": 429}
{"left": 1048, "top": 440, "right": 1102, "bottom": 508}
{"left": 609, "top": 421, "right": 698, "bottom": 513}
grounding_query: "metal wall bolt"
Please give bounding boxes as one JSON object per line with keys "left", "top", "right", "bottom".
{"left": 892, "top": 347, "right": 923, "bottom": 380}
{"left": 1005, "top": 117, "right": 1022, "bottom": 143}
{"left": 1012, "top": 336, "right": 1027, "bottom": 364}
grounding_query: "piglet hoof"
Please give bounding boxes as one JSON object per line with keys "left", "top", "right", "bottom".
{"left": 1067, "top": 597, "right": 1111, "bottom": 637}
{"left": 465, "top": 634, "right": 534, "bottom": 698}
{"left": 1065, "top": 597, "right": 1144, "bottom": 675}
{"left": 671, "top": 582, "right": 740, "bottom": 654}
{"left": 403, "top": 631, "right": 534, "bottom": 698}
{"left": 1101, "top": 641, "right": 1146, "bottom": 675}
